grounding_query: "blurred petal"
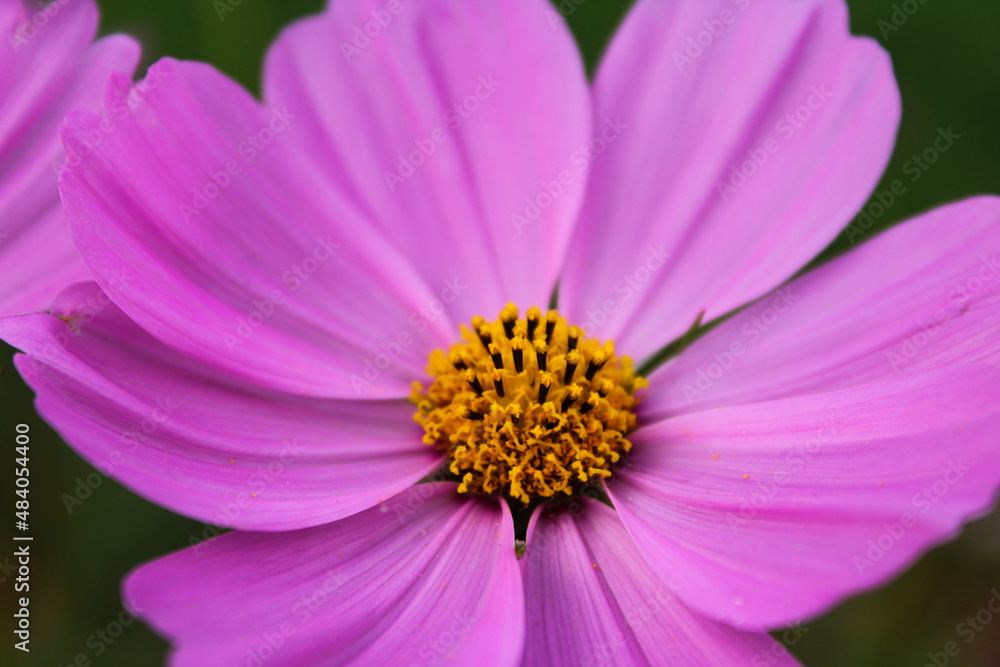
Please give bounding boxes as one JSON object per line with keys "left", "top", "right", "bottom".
{"left": 264, "top": 0, "right": 591, "bottom": 323}
{"left": 522, "top": 499, "right": 799, "bottom": 666}
{"left": 609, "top": 368, "right": 1000, "bottom": 629}
{"left": 560, "top": 0, "right": 899, "bottom": 361}
{"left": 60, "top": 59, "right": 453, "bottom": 399}
{"left": 124, "top": 485, "right": 524, "bottom": 667}
{"left": 644, "top": 196, "right": 1000, "bottom": 419}
{"left": 0, "top": 0, "right": 139, "bottom": 316}
{"left": 0, "top": 283, "right": 440, "bottom": 530}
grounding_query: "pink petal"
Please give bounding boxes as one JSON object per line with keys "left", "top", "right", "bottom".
{"left": 263, "top": 0, "right": 592, "bottom": 323}
{"left": 560, "top": 0, "right": 899, "bottom": 361}
{"left": 644, "top": 197, "right": 1000, "bottom": 419}
{"left": 124, "top": 484, "right": 524, "bottom": 667}
{"left": 608, "top": 367, "right": 1000, "bottom": 629}
{"left": 522, "top": 499, "right": 800, "bottom": 666}
{"left": 0, "top": 283, "right": 440, "bottom": 530}
{"left": 59, "top": 58, "right": 455, "bottom": 399}
{"left": 0, "top": 0, "right": 139, "bottom": 316}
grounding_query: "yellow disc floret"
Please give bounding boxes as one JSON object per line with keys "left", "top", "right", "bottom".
{"left": 411, "top": 303, "right": 647, "bottom": 505}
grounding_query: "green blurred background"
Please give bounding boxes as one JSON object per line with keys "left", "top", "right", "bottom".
{"left": 2, "top": 0, "right": 1000, "bottom": 665}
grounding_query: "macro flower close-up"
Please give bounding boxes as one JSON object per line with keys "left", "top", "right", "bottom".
{"left": 2, "top": 0, "right": 1000, "bottom": 665}
{"left": 0, "top": 0, "right": 138, "bottom": 316}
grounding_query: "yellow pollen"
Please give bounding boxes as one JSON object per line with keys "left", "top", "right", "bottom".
{"left": 410, "top": 303, "right": 647, "bottom": 505}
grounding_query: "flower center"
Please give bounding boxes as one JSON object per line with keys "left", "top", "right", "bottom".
{"left": 411, "top": 303, "right": 646, "bottom": 505}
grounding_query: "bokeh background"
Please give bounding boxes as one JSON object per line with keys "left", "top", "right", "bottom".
{"left": 2, "top": 0, "right": 1000, "bottom": 665}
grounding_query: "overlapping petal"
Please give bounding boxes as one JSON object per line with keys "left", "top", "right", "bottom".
{"left": 0, "top": 0, "right": 139, "bottom": 316}
{"left": 264, "top": 0, "right": 592, "bottom": 324}
{"left": 1, "top": 2, "right": 994, "bottom": 665}
{"left": 59, "top": 58, "right": 454, "bottom": 399}
{"left": 560, "top": 0, "right": 900, "bottom": 362}
{"left": 124, "top": 484, "right": 524, "bottom": 667}
{"left": 608, "top": 368, "right": 1000, "bottom": 629}
{"left": 0, "top": 283, "right": 440, "bottom": 530}
{"left": 643, "top": 196, "right": 1000, "bottom": 419}
{"left": 522, "top": 498, "right": 799, "bottom": 666}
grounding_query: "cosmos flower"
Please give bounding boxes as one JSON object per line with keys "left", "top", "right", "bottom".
{"left": 2, "top": 0, "right": 1000, "bottom": 664}
{"left": 0, "top": 0, "right": 138, "bottom": 316}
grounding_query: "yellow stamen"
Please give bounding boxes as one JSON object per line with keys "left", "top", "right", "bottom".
{"left": 411, "top": 302, "right": 647, "bottom": 505}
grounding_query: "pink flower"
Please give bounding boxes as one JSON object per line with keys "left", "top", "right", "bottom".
{"left": 0, "top": 0, "right": 138, "bottom": 316}
{"left": 3, "top": 0, "right": 1000, "bottom": 664}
